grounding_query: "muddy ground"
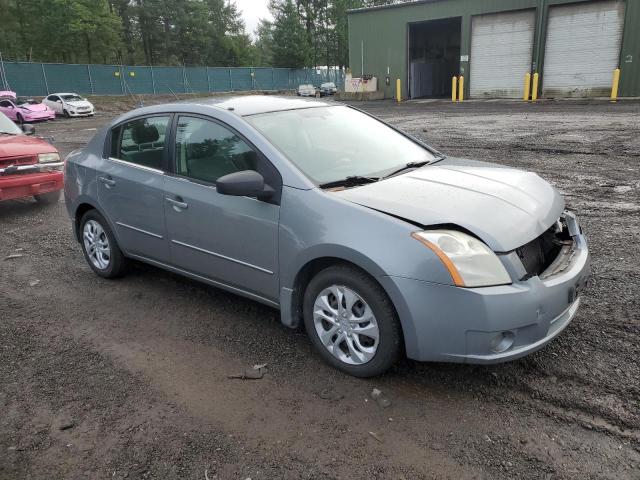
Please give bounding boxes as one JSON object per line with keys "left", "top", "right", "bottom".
{"left": 1, "top": 96, "right": 639, "bottom": 479}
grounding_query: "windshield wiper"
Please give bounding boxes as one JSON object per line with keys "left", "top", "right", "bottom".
{"left": 382, "top": 160, "right": 434, "bottom": 179}
{"left": 319, "top": 175, "right": 380, "bottom": 189}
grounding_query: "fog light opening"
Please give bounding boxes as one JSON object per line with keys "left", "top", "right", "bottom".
{"left": 490, "top": 331, "right": 515, "bottom": 353}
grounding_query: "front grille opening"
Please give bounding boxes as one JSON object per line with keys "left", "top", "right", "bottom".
{"left": 516, "top": 218, "right": 573, "bottom": 280}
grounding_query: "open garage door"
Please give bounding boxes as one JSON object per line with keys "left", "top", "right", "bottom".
{"left": 543, "top": 0, "right": 625, "bottom": 98}
{"left": 470, "top": 10, "right": 535, "bottom": 98}
{"left": 408, "top": 18, "right": 461, "bottom": 99}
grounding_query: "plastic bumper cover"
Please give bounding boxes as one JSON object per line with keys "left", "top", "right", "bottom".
{"left": 0, "top": 170, "right": 64, "bottom": 201}
{"left": 380, "top": 232, "right": 590, "bottom": 364}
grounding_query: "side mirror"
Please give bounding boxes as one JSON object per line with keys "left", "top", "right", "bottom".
{"left": 216, "top": 170, "right": 271, "bottom": 199}
{"left": 21, "top": 124, "right": 35, "bottom": 135}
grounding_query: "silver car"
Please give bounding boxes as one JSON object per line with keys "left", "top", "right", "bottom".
{"left": 64, "top": 96, "right": 590, "bottom": 377}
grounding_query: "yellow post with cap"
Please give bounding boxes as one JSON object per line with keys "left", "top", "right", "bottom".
{"left": 531, "top": 72, "right": 539, "bottom": 102}
{"left": 396, "top": 78, "right": 401, "bottom": 103}
{"left": 452, "top": 76, "right": 458, "bottom": 102}
{"left": 458, "top": 76, "right": 464, "bottom": 102}
{"left": 611, "top": 68, "right": 621, "bottom": 102}
{"left": 523, "top": 73, "right": 531, "bottom": 102}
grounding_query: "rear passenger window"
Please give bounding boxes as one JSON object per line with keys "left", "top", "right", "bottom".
{"left": 110, "top": 116, "right": 170, "bottom": 170}
{"left": 174, "top": 116, "right": 257, "bottom": 184}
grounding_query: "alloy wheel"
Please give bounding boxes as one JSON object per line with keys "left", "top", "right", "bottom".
{"left": 313, "top": 285, "right": 380, "bottom": 365}
{"left": 83, "top": 220, "right": 111, "bottom": 270}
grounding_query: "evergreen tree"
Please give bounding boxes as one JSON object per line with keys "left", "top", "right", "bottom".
{"left": 270, "top": 0, "right": 311, "bottom": 68}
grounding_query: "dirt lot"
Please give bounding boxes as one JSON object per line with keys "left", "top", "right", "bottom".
{"left": 1, "top": 96, "right": 639, "bottom": 479}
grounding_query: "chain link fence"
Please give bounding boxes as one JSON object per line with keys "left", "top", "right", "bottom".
{"left": 0, "top": 62, "right": 345, "bottom": 97}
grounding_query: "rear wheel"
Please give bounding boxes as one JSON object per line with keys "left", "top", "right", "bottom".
{"left": 79, "top": 210, "right": 127, "bottom": 278}
{"left": 303, "top": 265, "right": 402, "bottom": 377}
{"left": 34, "top": 190, "right": 61, "bottom": 204}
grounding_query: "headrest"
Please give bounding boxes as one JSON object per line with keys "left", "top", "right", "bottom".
{"left": 132, "top": 122, "right": 160, "bottom": 144}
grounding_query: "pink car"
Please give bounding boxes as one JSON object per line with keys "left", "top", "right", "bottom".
{"left": 0, "top": 96, "right": 56, "bottom": 123}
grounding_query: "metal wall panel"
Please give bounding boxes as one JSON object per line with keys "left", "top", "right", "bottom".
{"left": 348, "top": 0, "right": 639, "bottom": 98}
{"left": 543, "top": 0, "right": 625, "bottom": 97}
{"left": 470, "top": 9, "right": 535, "bottom": 98}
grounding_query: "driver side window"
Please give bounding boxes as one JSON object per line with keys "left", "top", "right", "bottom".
{"left": 174, "top": 116, "right": 257, "bottom": 184}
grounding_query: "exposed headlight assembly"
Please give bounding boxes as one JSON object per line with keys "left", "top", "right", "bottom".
{"left": 411, "top": 230, "right": 511, "bottom": 287}
{"left": 38, "top": 152, "right": 61, "bottom": 164}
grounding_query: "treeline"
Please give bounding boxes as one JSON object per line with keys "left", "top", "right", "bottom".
{"left": 0, "top": 0, "right": 403, "bottom": 68}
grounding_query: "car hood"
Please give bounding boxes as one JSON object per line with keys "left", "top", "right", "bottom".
{"left": 66, "top": 101, "right": 92, "bottom": 108}
{"left": 0, "top": 134, "right": 57, "bottom": 157}
{"left": 20, "top": 103, "right": 49, "bottom": 113}
{"left": 332, "top": 158, "right": 565, "bottom": 252}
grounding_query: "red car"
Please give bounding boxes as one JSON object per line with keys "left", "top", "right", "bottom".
{"left": 0, "top": 111, "right": 63, "bottom": 203}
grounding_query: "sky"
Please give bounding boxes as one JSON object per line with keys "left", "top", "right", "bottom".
{"left": 235, "top": 0, "right": 272, "bottom": 37}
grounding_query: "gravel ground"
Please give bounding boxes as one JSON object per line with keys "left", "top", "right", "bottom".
{"left": 1, "top": 96, "right": 639, "bottom": 479}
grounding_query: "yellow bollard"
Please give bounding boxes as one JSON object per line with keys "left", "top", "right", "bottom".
{"left": 458, "top": 75, "right": 464, "bottom": 102}
{"left": 396, "top": 78, "right": 401, "bottom": 103}
{"left": 523, "top": 73, "right": 531, "bottom": 102}
{"left": 611, "top": 68, "right": 621, "bottom": 102}
{"left": 531, "top": 72, "right": 539, "bottom": 102}
{"left": 452, "top": 76, "right": 458, "bottom": 102}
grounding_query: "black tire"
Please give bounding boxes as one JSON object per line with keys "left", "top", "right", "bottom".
{"left": 79, "top": 209, "right": 127, "bottom": 279}
{"left": 63, "top": 109, "right": 70, "bottom": 118}
{"left": 303, "top": 265, "right": 402, "bottom": 377}
{"left": 16, "top": 113, "right": 24, "bottom": 124}
{"left": 34, "top": 190, "right": 61, "bottom": 204}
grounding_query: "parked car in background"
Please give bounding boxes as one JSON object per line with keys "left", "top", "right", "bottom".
{"left": 0, "top": 97, "right": 56, "bottom": 123}
{"left": 319, "top": 82, "right": 338, "bottom": 96}
{"left": 0, "top": 112, "right": 63, "bottom": 203}
{"left": 43, "top": 93, "right": 95, "bottom": 117}
{"left": 64, "top": 96, "right": 590, "bottom": 377}
{"left": 297, "top": 84, "right": 317, "bottom": 97}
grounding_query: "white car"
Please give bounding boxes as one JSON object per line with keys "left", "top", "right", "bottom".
{"left": 297, "top": 84, "right": 317, "bottom": 97}
{"left": 43, "top": 93, "right": 95, "bottom": 118}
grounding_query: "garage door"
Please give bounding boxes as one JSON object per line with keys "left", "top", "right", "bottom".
{"left": 470, "top": 10, "right": 535, "bottom": 98}
{"left": 543, "top": 0, "right": 625, "bottom": 97}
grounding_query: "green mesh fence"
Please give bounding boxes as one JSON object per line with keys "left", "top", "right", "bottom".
{"left": 2, "top": 62, "right": 344, "bottom": 97}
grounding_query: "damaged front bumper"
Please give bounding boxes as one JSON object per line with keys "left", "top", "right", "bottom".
{"left": 380, "top": 212, "right": 590, "bottom": 364}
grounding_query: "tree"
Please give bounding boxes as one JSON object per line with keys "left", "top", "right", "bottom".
{"left": 253, "top": 19, "right": 274, "bottom": 67}
{"left": 270, "top": 0, "right": 311, "bottom": 68}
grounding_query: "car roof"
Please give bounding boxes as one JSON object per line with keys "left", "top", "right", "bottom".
{"left": 187, "top": 95, "right": 335, "bottom": 117}
{"left": 51, "top": 93, "right": 79, "bottom": 96}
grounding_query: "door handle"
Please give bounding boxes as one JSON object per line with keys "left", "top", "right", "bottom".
{"left": 98, "top": 176, "right": 116, "bottom": 188}
{"left": 165, "top": 196, "right": 189, "bottom": 210}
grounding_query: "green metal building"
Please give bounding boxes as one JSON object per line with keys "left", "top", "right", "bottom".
{"left": 348, "top": 0, "right": 639, "bottom": 99}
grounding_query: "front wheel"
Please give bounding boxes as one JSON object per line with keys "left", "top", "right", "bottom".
{"left": 34, "top": 190, "right": 61, "bottom": 204}
{"left": 16, "top": 113, "right": 24, "bottom": 124}
{"left": 63, "top": 109, "right": 70, "bottom": 118}
{"left": 79, "top": 210, "right": 127, "bottom": 278}
{"left": 303, "top": 265, "right": 402, "bottom": 377}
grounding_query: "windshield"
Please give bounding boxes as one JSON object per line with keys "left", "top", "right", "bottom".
{"left": 0, "top": 112, "right": 23, "bottom": 135}
{"left": 246, "top": 106, "right": 436, "bottom": 184}
{"left": 17, "top": 98, "right": 37, "bottom": 106}
{"left": 61, "top": 95, "right": 83, "bottom": 101}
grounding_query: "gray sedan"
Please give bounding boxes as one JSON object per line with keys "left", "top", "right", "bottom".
{"left": 64, "top": 96, "right": 590, "bottom": 377}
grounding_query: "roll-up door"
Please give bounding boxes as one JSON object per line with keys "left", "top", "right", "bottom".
{"left": 470, "top": 10, "right": 536, "bottom": 98}
{"left": 543, "top": 0, "right": 625, "bottom": 97}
